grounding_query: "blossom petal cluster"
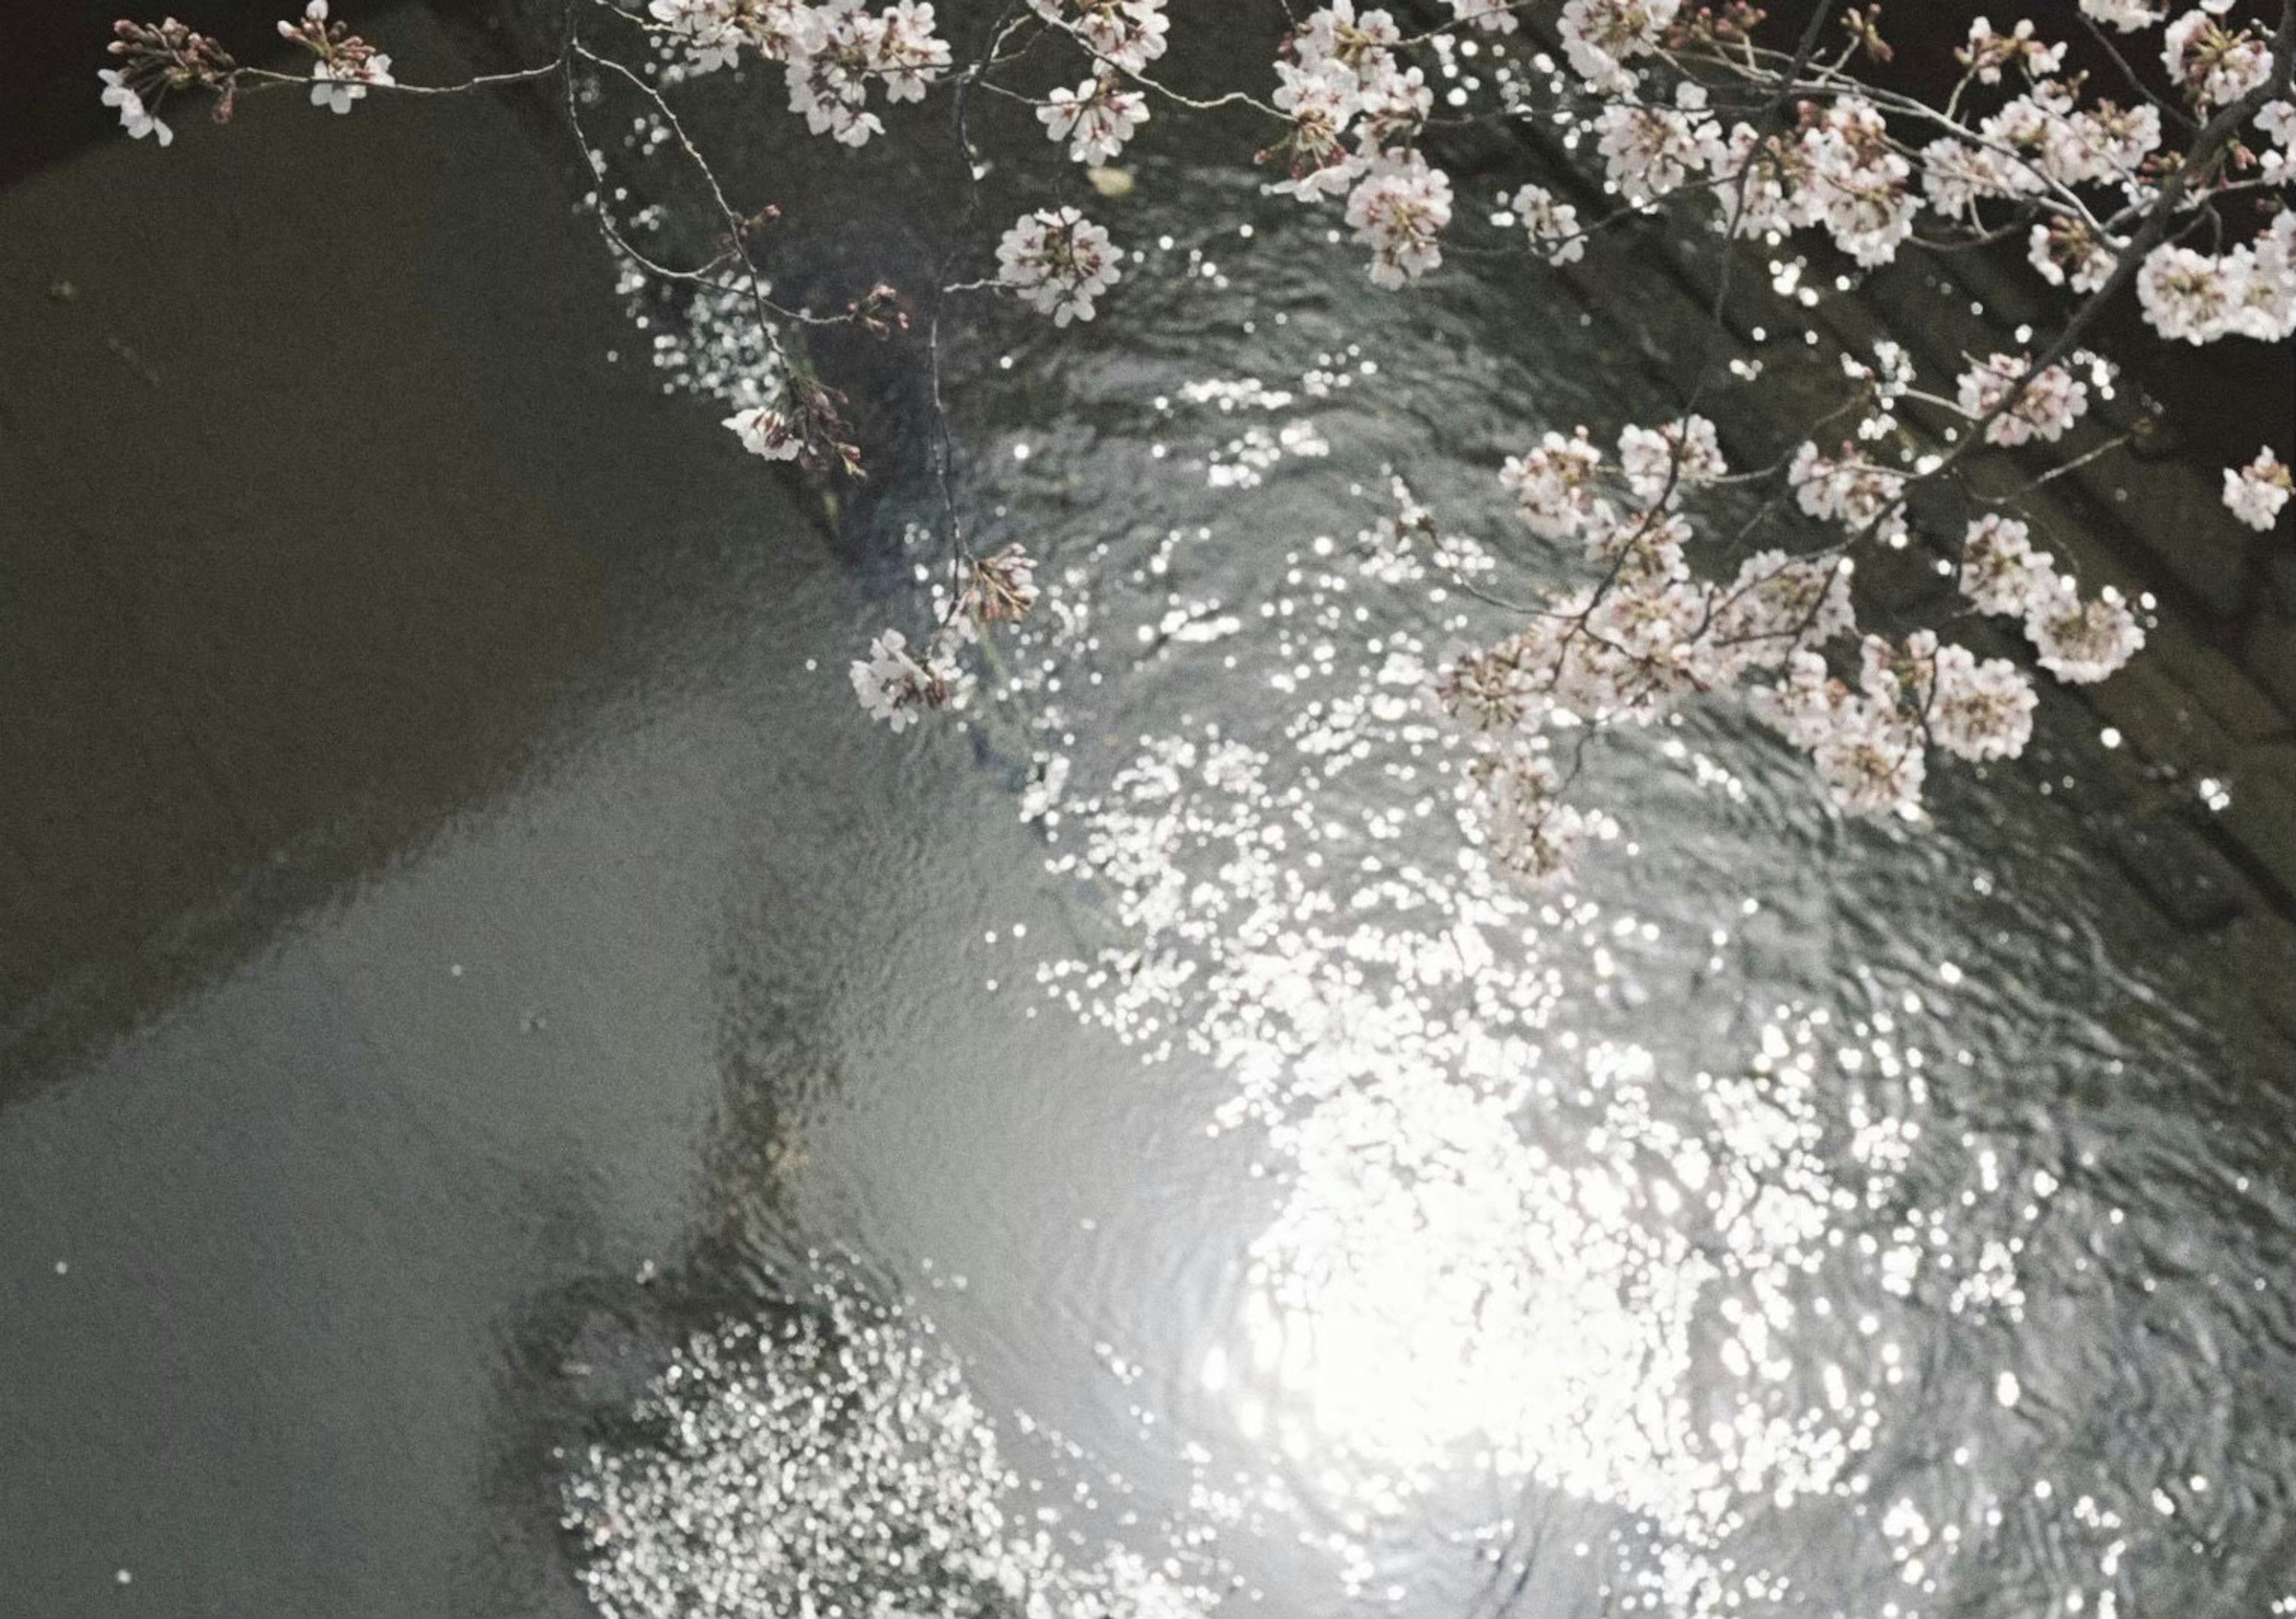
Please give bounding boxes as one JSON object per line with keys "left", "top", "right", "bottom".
{"left": 1029, "top": 0, "right": 1170, "bottom": 75}
{"left": 2223, "top": 447, "right": 2293, "bottom": 530}
{"left": 850, "top": 627, "right": 970, "bottom": 731}
{"left": 1955, "top": 514, "right": 2144, "bottom": 683}
{"left": 1344, "top": 151, "right": 1452, "bottom": 288}
{"left": 1507, "top": 184, "right": 1584, "bottom": 265}
{"left": 99, "top": 68, "right": 173, "bottom": 145}
{"left": 2136, "top": 215, "right": 2296, "bottom": 344}
{"left": 1037, "top": 75, "right": 1149, "bottom": 165}
{"left": 722, "top": 404, "right": 805, "bottom": 462}
{"left": 279, "top": 1, "right": 392, "bottom": 115}
{"left": 1955, "top": 352, "right": 2089, "bottom": 447}
{"left": 649, "top": 0, "right": 949, "bottom": 145}
{"left": 997, "top": 206, "right": 1122, "bottom": 325}
{"left": 1789, "top": 442, "right": 1909, "bottom": 548}
{"left": 1262, "top": 4, "right": 1449, "bottom": 280}
{"left": 848, "top": 545, "right": 1042, "bottom": 731}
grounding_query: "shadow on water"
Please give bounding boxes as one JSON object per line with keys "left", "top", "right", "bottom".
{"left": 0, "top": 11, "right": 877, "bottom": 1614}
{"left": 472, "top": 993, "right": 831, "bottom": 1615}
{"left": 0, "top": 5, "right": 840, "bottom": 1104}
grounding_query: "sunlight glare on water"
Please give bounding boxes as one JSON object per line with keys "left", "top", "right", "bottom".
{"left": 558, "top": 138, "right": 2296, "bottom": 1619}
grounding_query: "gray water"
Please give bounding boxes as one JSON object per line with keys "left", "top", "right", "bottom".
{"left": 4, "top": 7, "right": 2293, "bottom": 1617}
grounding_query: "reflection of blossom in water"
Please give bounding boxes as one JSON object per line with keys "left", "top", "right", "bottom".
{"left": 564, "top": 1277, "right": 1218, "bottom": 1619}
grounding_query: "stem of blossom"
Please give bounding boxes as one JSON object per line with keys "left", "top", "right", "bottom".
{"left": 232, "top": 60, "right": 566, "bottom": 96}
{"left": 2076, "top": 11, "right": 2197, "bottom": 133}
{"left": 1678, "top": 0, "right": 1845, "bottom": 423}
{"left": 926, "top": 3, "right": 1033, "bottom": 606}
{"left": 1976, "top": 430, "right": 2141, "bottom": 503}
{"left": 569, "top": 40, "right": 792, "bottom": 366}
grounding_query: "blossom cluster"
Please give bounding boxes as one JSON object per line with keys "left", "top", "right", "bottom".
{"left": 1029, "top": 0, "right": 1170, "bottom": 77}
{"left": 1257, "top": 1, "right": 1453, "bottom": 284}
{"left": 1955, "top": 352, "right": 2090, "bottom": 447}
{"left": 1344, "top": 151, "right": 1454, "bottom": 289}
{"left": 1752, "top": 631, "right": 2038, "bottom": 817}
{"left": 1432, "top": 392, "right": 2151, "bottom": 856}
{"left": 1955, "top": 514, "right": 2145, "bottom": 685}
{"left": 720, "top": 373, "right": 865, "bottom": 478}
{"left": 995, "top": 206, "right": 1123, "bottom": 326}
{"left": 2136, "top": 213, "right": 2296, "bottom": 345}
{"left": 278, "top": 0, "right": 393, "bottom": 114}
{"left": 1256, "top": 0, "right": 2296, "bottom": 364}
{"left": 850, "top": 545, "right": 1041, "bottom": 731}
{"left": 100, "top": 15, "right": 238, "bottom": 145}
{"left": 848, "top": 627, "right": 969, "bottom": 731}
{"left": 650, "top": 0, "right": 950, "bottom": 145}
{"left": 2223, "top": 446, "right": 2294, "bottom": 529}
{"left": 99, "top": 68, "right": 174, "bottom": 145}
{"left": 1037, "top": 74, "right": 1149, "bottom": 165}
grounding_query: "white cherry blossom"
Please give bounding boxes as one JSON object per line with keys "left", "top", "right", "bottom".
{"left": 98, "top": 68, "right": 172, "bottom": 145}
{"left": 1030, "top": 0, "right": 1170, "bottom": 75}
{"left": 872, "top": 1, "right": 950, "bottom": 102}
{"left": 311, "top": 51, "right": 392, "bottom": 114}
{"left": 2028, "top": 220, "right": 2118, "bottom": 294}
{"left": 1704, "top": 551, "right": 1856, "bottom": 677}
{"left": 1037, "top": 75, "right": 1148, "bottom": 164}
{"left": 1507, "top": 184, "right": 1585, "bottom": 265}
{"left": 648, "top": 0, "right": 747, "bottom": 72}
{"left": 1617, "top": 415, "right": 1726, "bottom": 503}
{"left": 1344, "top": 150, "right": 1452, "bottom": 288}
{"left": 723, "top": 404, "right": 805, "bottom": 461}
{"left": 997, "top": 206, "right": 1122, "bottom": 325}
{"left": 1500, "top": 429, "right": 1609, "bottom": 541}
{"left": 2260, "top": 99, "right": 2296, "bottom": 151}
{"left": 1960, "top": 17, "right": 2065, "bottom": 85}
{"left": 1266, "top": 59, "right": 1363, "bottom": 200}
{"left": 1958, "top": 514, "right": 2059, "bottom": 618}
{"left": 1465, "top": 741, "right": 1590, "bottom": 882}
{"left": 2023, "top": 578, "right": 2145, "bottom": 683}
{"left": 1559, "top": 0, "right": 1678, "bottom": 91}
{"left": 1443, "top": 0, "right": 1520, "bottom": 34}
{"left": 2138, "top": 242, "right": 2240, "bottom": 341}
{"left": 1921, "top": 137, "right": 2035, "bottom": 216}
{"left": 1888, "top": 632, "right": 2037, "bottom": 762}
{"left": 2223, "top": 447, "right": 2293, "bottom": 529}
{"left": 2080, "top": 0, "right": 2163, "bottom": 31}
{"left": 1296, "top": 1, "right": 1403, "bottom": 88}
{"left": 850, "top": 627, "right": 970, "bottom": 729}
{"left": 1754, "top": 652, "right": 1929, "bottom": 818}
{"left": 1790, "top": 442, "right": 1909, "bottom": 546}
{"left": 2163, "top": 7, "right": 2273, "bottom": 108}
{"left": 1595, "top": 84, "right": 1724, "bottom": 206}
{"left": 1800, "top": 98, "right": 1917, "bottom": 265}
{"left": 1956, "top": 352, "right": 2089, "bottom": 446}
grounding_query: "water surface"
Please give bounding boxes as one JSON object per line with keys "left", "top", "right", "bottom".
{"left": 4, "top": 9, "right": 2293, "bottom": 1618}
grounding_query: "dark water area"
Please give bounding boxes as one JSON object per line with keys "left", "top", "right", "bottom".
{"left": 5, "top": 6, "right": 2296, "bottom": 1618}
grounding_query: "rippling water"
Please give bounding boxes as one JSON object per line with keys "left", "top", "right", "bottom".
{"left": 556, "top": 105, "right": 2296, "bottom": 1619}
{"left": 7, "top": 10, "right": 2292, "bottom": 1617}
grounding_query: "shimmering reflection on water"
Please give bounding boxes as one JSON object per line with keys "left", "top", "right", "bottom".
{"left": 560, "top": 148, "right": 2296, "bottom": 1619}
